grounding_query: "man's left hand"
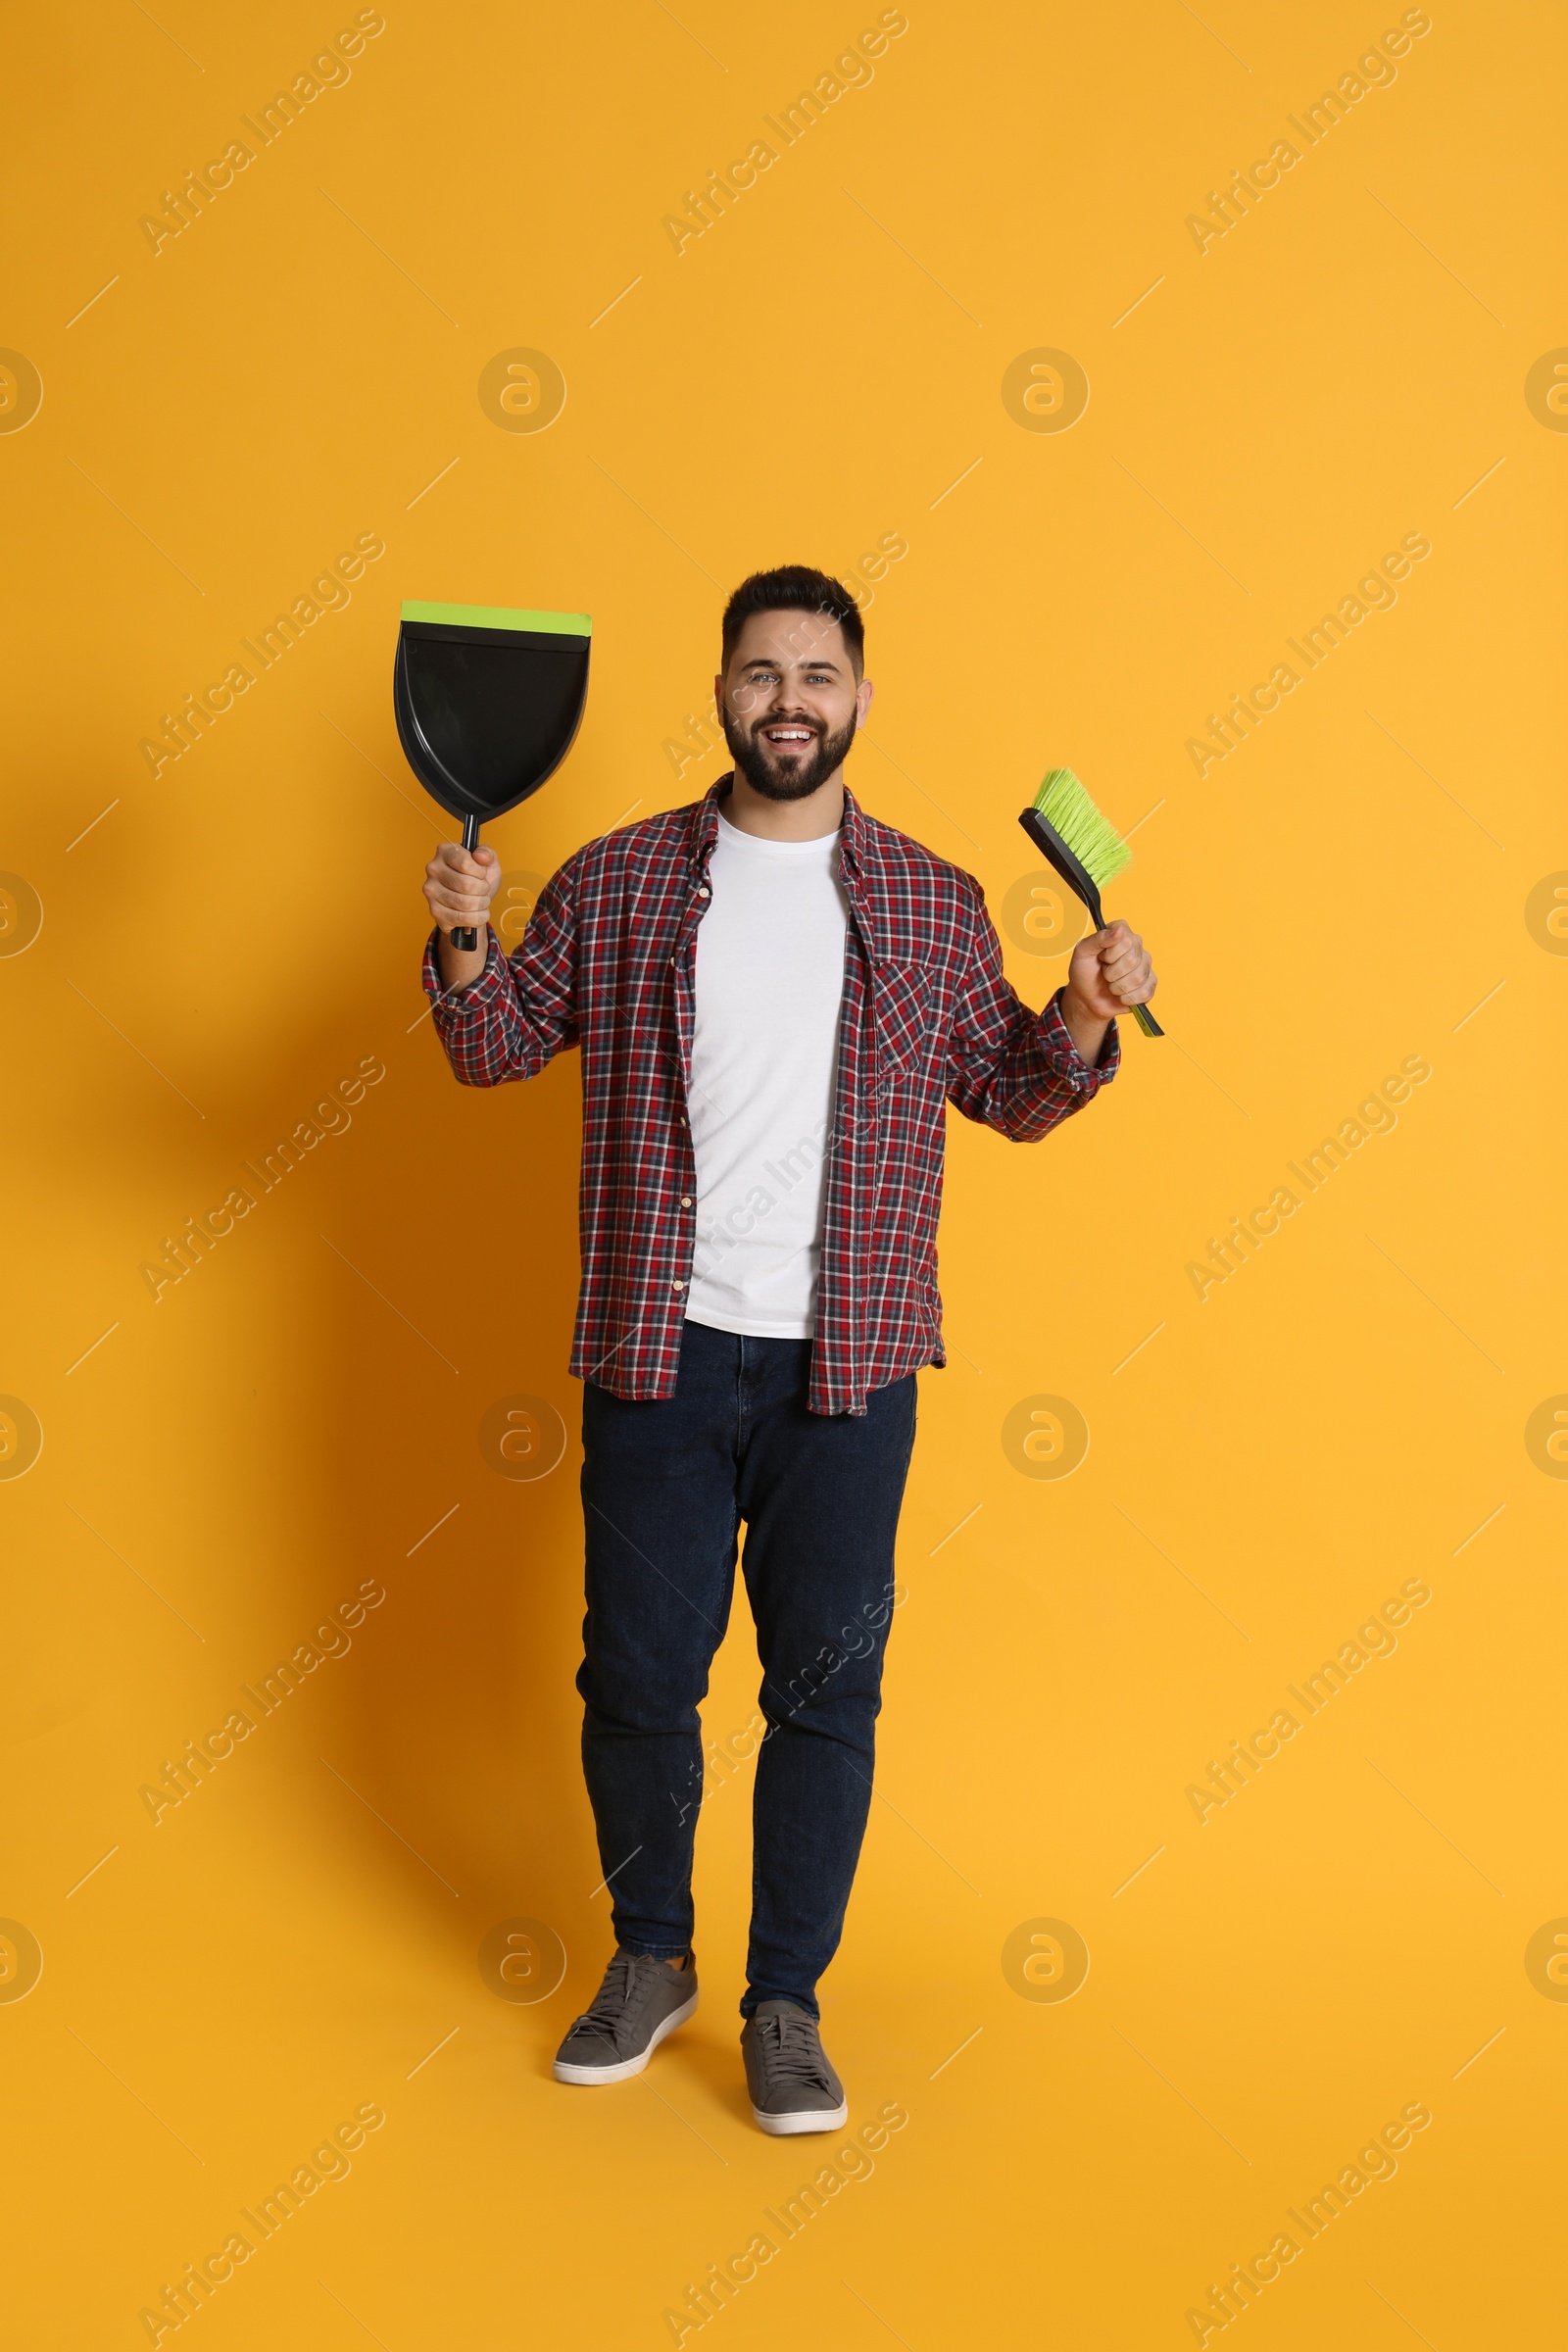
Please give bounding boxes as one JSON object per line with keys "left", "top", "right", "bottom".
{"left": 1059, "top": 920, "right": 1156, "bottom": 1061}
{"left": 1066, "top": 919, "right": 1155, "bottom": 1020}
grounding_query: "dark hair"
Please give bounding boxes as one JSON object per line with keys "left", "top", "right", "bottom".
{"left": 720, "top": 565, "right": 864, "bottom": 675}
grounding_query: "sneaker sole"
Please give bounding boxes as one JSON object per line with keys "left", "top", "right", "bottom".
{"left": 751, "top": 2098, "right": 849, "bottom": 2136}
{"left": 552, "top": 1987, "right": 699, "bottom": 2086}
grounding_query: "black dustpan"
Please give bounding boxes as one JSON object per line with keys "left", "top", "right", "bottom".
{"left": 395, "top": 599, "right": 591, "bottom": 949}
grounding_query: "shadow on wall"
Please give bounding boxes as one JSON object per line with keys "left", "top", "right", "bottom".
{"left": 322, "top": 965, "right": 597, "bottom": 1952}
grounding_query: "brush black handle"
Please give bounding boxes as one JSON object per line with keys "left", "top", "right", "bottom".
{"left": 1016, "top": 806, "right": 1163, "bottom": 1038}
{"left": 452, "top": 813, "right": 481, "bottom": 952}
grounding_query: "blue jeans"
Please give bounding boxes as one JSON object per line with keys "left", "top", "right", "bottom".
{"left": 576, "top": 1319, "right": 918, "bottom": 2019}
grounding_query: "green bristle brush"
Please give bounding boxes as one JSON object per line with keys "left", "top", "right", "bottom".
{"left": 1018, "top": 768, "right": 1163, "bottom": 1037}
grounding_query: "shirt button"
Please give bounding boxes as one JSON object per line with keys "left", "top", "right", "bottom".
{"left": 697, "top": 886, "right": 710, "bottom": 899}
{"left": 671, "top": 1279, "right": 686, "bottom": 1291}
{"left": 680, "top": 1196, "right": 692, "bottom": 1206}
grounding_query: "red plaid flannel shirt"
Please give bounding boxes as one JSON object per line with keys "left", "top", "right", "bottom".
{"left": 422, "top": 777, "right": 1119, "bottom": 1415}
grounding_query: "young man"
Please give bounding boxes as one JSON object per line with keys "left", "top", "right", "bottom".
{"left": 421, "top": 567, "right": 1155, "bottom": 2134}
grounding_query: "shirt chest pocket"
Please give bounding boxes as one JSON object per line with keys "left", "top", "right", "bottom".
{"left": 874, "top": 959, "right": 936, "bottom": 1075}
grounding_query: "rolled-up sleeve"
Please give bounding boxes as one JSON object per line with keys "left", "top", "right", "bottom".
{"left": 944, "top": 884, "right": 1119, "bottom": 1139}
{"left": 420, "top": 860, "right": 580, "bottom": 1087}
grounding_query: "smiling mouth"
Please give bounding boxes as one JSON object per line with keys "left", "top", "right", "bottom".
{"left": 759, "top": 724, "right": 817, "bottom": 752}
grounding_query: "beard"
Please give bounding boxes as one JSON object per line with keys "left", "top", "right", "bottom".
{"left": 721, "top": 705, "right": 858, "bottom": 803}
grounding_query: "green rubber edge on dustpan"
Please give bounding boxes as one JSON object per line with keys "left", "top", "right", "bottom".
{"left": 400, "top": 600, "right": 591, "bottom": 636}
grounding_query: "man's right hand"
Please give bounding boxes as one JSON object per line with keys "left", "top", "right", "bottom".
{"left": 424, "top": 840, "right": 501, "bottom": 993}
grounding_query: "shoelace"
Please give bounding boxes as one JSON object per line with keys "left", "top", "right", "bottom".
{"left": 566, "top": 1952, "right": 662, "bottom": 2045}
{"left": 755, "top": 2010, "right": 832, "bottom": 2094}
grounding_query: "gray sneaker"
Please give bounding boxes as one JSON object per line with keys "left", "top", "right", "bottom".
{"left": 741, "top": 2000, "right": 848, "bottom": 2134}
{"left": 553, "top": 1950, "right": 698, "bottom": 2085}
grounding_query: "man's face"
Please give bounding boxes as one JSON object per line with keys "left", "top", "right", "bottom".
{"left": 717, "top": 610, "right": 871, "bottom": 802}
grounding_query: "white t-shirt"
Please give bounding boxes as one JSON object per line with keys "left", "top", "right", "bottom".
{"left": 684, "top": 809, "right": 850, "bottom": 1338}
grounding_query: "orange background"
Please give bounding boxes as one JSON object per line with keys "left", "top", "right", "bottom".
{"left": 4, "top": 1, "right": 1565, "bottom": 2343}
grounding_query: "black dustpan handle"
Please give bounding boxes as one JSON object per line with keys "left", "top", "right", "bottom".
{"left": 452, "top": 814, "right": 480, "bottom": 953}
